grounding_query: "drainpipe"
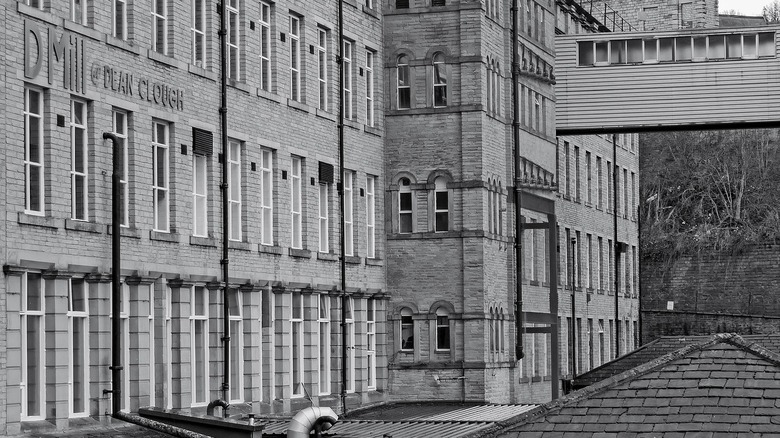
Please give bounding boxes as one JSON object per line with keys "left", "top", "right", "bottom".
{"left": 570, "top": 237, "right": 577, "bottom": 379}
{"left": 638, "top": 202, "right": 642, "bottom": 346}
{"left": 218, "top": 0, "right": 231, "bottom": 409}
{"left": 511, "top": 0, "right": 524, "bottom": 363}
{"left": 612, "top": 134, "right": 619, "bottom": 358}
{"left": 103, "top": 132, "right": 122, "bottom": 416}
{"left": 337, "top": 0, "right": 348, "bottom": 416}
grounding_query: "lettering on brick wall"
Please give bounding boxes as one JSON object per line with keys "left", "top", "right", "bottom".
{"left": 90, "top": 64, "right": 185, "bottom": 111}
{"left": 24, "top": 20, "right": 86, "bottom": 93}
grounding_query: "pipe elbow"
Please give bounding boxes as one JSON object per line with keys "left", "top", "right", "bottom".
{"left": 287, "top": 407, "right": 338, "bottom": 438}
{"left": 206, "top": 398, "right": 230, "bottom": 417}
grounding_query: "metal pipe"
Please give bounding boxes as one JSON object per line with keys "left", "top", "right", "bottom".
{"left": 103, "top": 131, "right": 123, "bottom": 416}
{"left": 511, "top": 0, "right": 525, "bottom": 363}
{"left": 337, "top": 0, "right": 348, "bottom": 416}
{"left": 219, "top": 0, "right": 231, "bottom": 407}
{"left": 613, "top": 133, "right": 619, "bottom": 358}
{"left": 570, "top": 237, "right": 577, "bottom": 379}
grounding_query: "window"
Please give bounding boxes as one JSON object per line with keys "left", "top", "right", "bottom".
{"left": 318, "top": 182, "right": 329, "bottom": 253}
{"left": 534, "top": 93, "right": 541, "bottom": 132}
{"left": 631, "top": 171, "right": 636, "bottom": 219}
{"left": 72, "top": 0, "right": 87, "bottom": 25}
{"left": 193, "top": 154, "right": 208, "bottom": 237}
{"left": 192, "top": 0, "right": 206, "bottom": 67}
{"left": 435, "top": 308, "right": 450, "bottom": 351}
{"left": 528, "top": 219, "right": 537, "bottom": 281}
{"left": 397, "top": 55, "right": 411, "bottom": 109}
{"left": 492, "top": 62, "right": 500, "bottom": 115}
{"left": 623, "top": 168, "right": 628, "bottom": 218}
{"left": 146, "top": 284, "right": 155, "bottom": 409}
{"left": 289, "top": 16, "right": 301, "bottom": 101}
{"left": 25, "top": 0, "right": 43, "bottom": 9}
{"left": 433, "top": 0, "right": 445, "bottom": 5}
{"left": 399, "top": 178, "right": 412, "bottom": 233}
{"left": 114, "top": 0, "right": 127, "bottom": 39}
{"left": 365, "top": 0, "right": 374, "bottom": 8}
{"left": 68, "top": 278, "right": 89, "bottom": 417}
{"left": 434, "top": 177, "right": 449, "bottom": 232}
{"left": 397, "top": 0, "right": 409, "bottom": 8}
{"left": 367, "top": 299, "right": 376, "bottom": 389}
{"left": 366, "top": 176, "right": 376, "bottom": 258}
{"left": 343, "top": 40, "right": 354, "bottom": 119}
{"left": 365, "top": 50, "right": 375, "bottom": 126}
{"left": 598, "top": 237, "right": 604, "bottom": 290}
{"left": 152, "top": 0, "right": 168, "bottom": 54}
{"left": 317, "top": 28, "right": 328, "bottom": 111}
{"left": 228, "top": 140, "right": 242, "bottom": 241}
{"left": 486, "top": 60, "right": 493, "bottom": 113}
{"left": 607, "top": 160, "right": 613, "bottom": 212}
{"left": 598, "top": 320, "right": 605, "bottom": 366}
{"left": 112, "top": 110, "right": 129, "bottom": 227}
{"left": 227, "top": 0, "right": 240, "bottom": 80}
{"left": 345, "top": 297, "right": 355, "bottom": 393}
{"left": 71, "top": 99, "right": 88, "bottom": 221}
{"left": 586, "top": 234, "right": 593, "bottom": 289}
{"left": 574, "top": 146, "right": 580, "bottom": 202}
{"left": 228, "top": 288, "right": 243, "bottom": 402}
{"left": 259, "top": 2, "right": 272, "bottom": 91}
{"left": 586, "top": 151, "right": 592, "bottom": 205}
{"left": 152, "top": 121, "right": 170, "bottom": 232}
{"left": 25, "top": 87, "right": 44, "bottom": 216}
{"left": 609, "top": 320, "right": 615, "bottom": 359}
{"left": 291, "top": 157, "right": 302, "bottom": 249}
{"left": 117, "top": 283, "right": 130, "bottom": 410}
{"left": 433, "top": 53, "right": 447, "bottom": 107}
{"left": 344, "top": 172, "right": 354, "bottom": 256}
{"left": 679, "top": 2, "right": 693, "bottom": 28}
{"left": 21, "top": 272, "right": 44, "bottom": 420}
{"left": 318, "top": 295, "right": 331, "bottom": 394}
{"left": 400, "top": 308, "right": 414, "bottom": 351}
{"left": 291, "top": 292, "right": 303, "bottom": 396}
{"left": 260, "top": 149, "right": 273, "bottom": 245}
{"left": 596, "top": 156, "right": 603, "bottom": 209}
{"left": 563, "top": 141, "right": 570, "bottom": 199}
{"left": 191, "top": 286, "right": 208, "bottom": 405}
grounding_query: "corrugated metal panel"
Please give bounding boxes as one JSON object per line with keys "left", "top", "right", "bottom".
{"left": 423, "top": 404, "right": 539, "bottom": 422}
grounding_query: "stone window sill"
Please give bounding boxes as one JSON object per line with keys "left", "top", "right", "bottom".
{"left": 289, "top": 248, "right": 311, "bottom": 259}
{"left": 258, "top": 245, "right": 283, "bottom": 255}
{"left": 18, "top": 212, "right": 57, "bottom": 229}
{"left": 150, "top": 230, "right": 180, "bottom": 243}
{"left": 65, "top": 219, "right": 102, "bottom": 234}
{"left": 317, "top": 252, "right": 339, "bottom": 262}
{"left": 190, "top": 236, "right": 216, "bottom": 247}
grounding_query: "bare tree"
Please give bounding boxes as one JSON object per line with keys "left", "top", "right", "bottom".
{"left": 763, "top": 0, "right": 780, "bottom": 22}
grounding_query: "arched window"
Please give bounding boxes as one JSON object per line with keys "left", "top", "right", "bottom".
{"left": 435, "top": 307, "right": 450, "bottom": 351}
{"left": 499, "top": 307, "right": 505, "bottom": 353}
{"left": 434, "top": 177, "right": 449, "bottom": 232}
{"left": 493, "top": 61, "right": 500, "bottom": 115}
{"left": 397, "top": 55, "right": 411, "bottom": 109}
{"left": 433, "top": 53, "right": 447, "bottom": 107}
{"left": 487, "top": 181, "right": 494, "bottom": 234}
{"left": 486, "top": 58, "right": 493, "bottom": 113}
{"left": 399, "top": 177, "right": 413, "bottom": 233}
{"left": 400, "top": 307, "right": 414, "bottom": 351}
{"left": 493, "top": 181, "right": 502, "bottom": 235}
{"left": 489, "top": 307, "right": 496, "bottom": 354}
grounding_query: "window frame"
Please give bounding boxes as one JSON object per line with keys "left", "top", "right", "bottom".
{"left": 366, "top": 299, "right": 376, "bottom": 389}
{"left": 114, "top": 0, "right": 127, "bottom": 40}
{"left": 191, "top": 0, "right": 206, "bottom": 67}
{"left": 343, "top": 39, "right": 354, "bottom": 119}
{"left": 291, "top": 156, "right": 302, "bottom": 249}
{"left": 435, "top": 308, "right": 450, "bottom": 352}
{"left": 318, "top": 182, "right": 329, "bottom": 253}
{"left": 345, "top": 296, "right": 355, "bottom": 393}
{"left": 365, "top": 50, "right": 375, "bottom": 126}
{"left": 318, "top": 294, "right": 331, "bottom": 395}
{"left": 192, "top": 153, "right": 208, "bottom": 237}
{"left": 399, "top": 178, "right": 413, "bottom": 234}
{"left": 290, "top": 292, "right": 304, "bottom": 397}
{"left": 433, "top": 177, "right": 449, "bottom": 232}
{"left": 21, "top": 272, "right": 45, "bottom": 420}
{"left": 226, "top": 0, "right": 241, "bottom": 80}
{"left": 112, "top": 109, "right": 130, "bottom": 227}
{"left": 152, "top": 121, "right": 170, "bottom": 232}
{"left": 25, "top": 87, "right": 44, "bottom": 216}
{"left": 68, "top": 278, "right": 89, "bottom": 418}
{"left": 366, "top": 175, "right": 376, "bottom": 258}
{"left": 344, "top": 171, "right": 354, "bottom": 256}
{"left": 71, "top": 98, "right": 89, "bottom": 221}
{"left": 432, "top": 53, "right": 447, "bottom": 108}
{"left": 151, "top": 0, "right": 168, "bottom": 54}
{"left": 397, "top": 55, "right": 411, "bottom": 110}
{"left": 289, "top": 15, "right": 301, "bottom": 101}
{"left": 228, "top": 139, "right": 242, "bottom": 241}
{"left": 317, "top": 27, "right": 328, "bottom": 111}
{"left": 190, "top": 286, "right": 209, "bottom": 407}
{"left": 228, "top": 288, "right": 244, "bottom": 402}
{"left": 71, "top": 0, "right": 88, "bottom": 26}
{"left": 400, "top": 307, "right": 414, "bottom": 352}
{"left": 260, "top": 149, "right": 274, "bottom": 245}
{"left": 259, "top": 2, "right": 272, "bottom": 91}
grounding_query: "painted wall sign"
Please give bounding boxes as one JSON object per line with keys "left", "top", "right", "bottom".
{"left": 24, "top": 19, "right": 86, "bottom": 93}
{"left": 90, "top": 64, "right": 185, "bottom": 111}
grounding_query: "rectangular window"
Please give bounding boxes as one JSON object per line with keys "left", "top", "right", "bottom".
{"left": 22, "top": 273, "right": 44, "bottom": 419}
{"left": 588, "top": 318, "right": 594, "bottom": 370}
{"left": 609, "top": 319, "right": 615, "bottom": 359}
{"left": 436, "top": 312, "right": 450, "bottom": 351}
{"left": 344, "top": 172, "right": 354, "bottom": 256}
{"left": 598, "top": 320, "right": 605, "bottom": 367}
{"left": 118, "top": 283, "right": 130, "bottom": 410}
{"left": 152, "top": 121, "right": 170, "bottom": 232}
{"left": 563, "top": 141, "right": 570, "bottom": 199}
{"left": 192, "top": 0, "right": 206, "bottom": 67}
{"left": 433, "top": 53, "right": 447, "bottom": 107}
{"left": 152, "top": 0, "right": 168, "bottom": 54}
{"left": 586, "top": 234, "right": 593, "bottom": 289}
{"left": 575, "top": 230, "right": 582, "bottom": 288}
{"left": 318, "top": 183, "right": 329, "bottom": 253}
{"left": 596, "top": 156, "right": 603, "bottom": 209}
{"left": 631, "top": 171, "right": 637, "bottom": 219}
{"left": 25, "top": 87, "right": 44, "bottom": 216}
{"left": 529, "top": 219, "right": 537, "bottom": 281}
{"left": 290, "top": 16, "right": 301, "bottom": 101}
{"left": 68, "top": 278, "right": 89, "bottom": 417}
{"left": 71, "top": 99, "right": 88, "bottom": 221}
{"left": 193, "top": 154, "right": 208, "bottom": 237}
{"left": 365, "top": 50, "right": 375, "bottom": 126}
{"left": 318, "top": 295, "right": 331, "bottom": 394}
{"left": 317, "top": 28, "right": 328, "bottom": 110}
{"left": 366, "top": 176, "right": 376, "bottom": 258}
{"left": 367, "top": 299, "right": 376, "bottom": 389}
{"left": 260, "top": 149, "right": 274, "bottom": 245}
{"left": 623, "top": 168, "right": 628, "bottom": 218}
{"left": 259, "top": 2, "right": 272, "bottom": 91}
{"left": 598, "top": 237, "right": 604, "bottom": 290}
{"left": 227, "top": 0, "right": 240, "bottom": 80}
{"left": 586, "top": 151, "right": 592, "bottom": 204}
{"left": 26, "top": 0, "right": 43, "bottom": 9}
{"left": 291, "top": 292, "right": 303, "bottom": 396}
{"left": 397, "top": 56, "right": 411, "bottom": 109}
{"left": 112, "top": 110, "right": 130, "bottom": 227}
{"left": 607, "top": 161, "right": 613, "bottom": 212}
{"left": 534, "top": 93, "right": 541, "bottom": 132}
{"left": 191, "top": 286, "right": 208, "bottom": 405}
{"left": 343, "top": 40, "right": 354, "bottom": 119}
{"left": 399, "top": 180, "right": 412, "bottom": 234}
{"left": 291, "top": 156, "right": 302, "bottom": 248}
{"left": 114, "top": 0, "right": 127, "bottom": 39}
{"left": 434, "top": 180, "right": 449, "bottom": 232}
{"left": 345, "top": 297, "right": 355, "bottom": 393}
{"left": 574, "top": 146, "right": 580, "bottom": 202}
{"left": 401, "top": 310, "right": 414, "bottom": 351}
{"left": 228, "top": 288, "right": 243, "bottom": 402}
{"left": 679, "top": 2, "right": 693, "bottom": 28}
{"left": 228, "top": 140, "right": 242, "bottom": 241}
{"left": 72, "top": 0, "right": 87, "bottom": 25}
{"left": 608, "top": 239, "right": 613, "bottom": 293}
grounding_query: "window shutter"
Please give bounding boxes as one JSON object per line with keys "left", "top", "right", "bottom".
{"left": 319, "top": 162, "right": 334, "bottom": 184}
{"left": 192, "top": 128, "right": 213, "bottom": 156}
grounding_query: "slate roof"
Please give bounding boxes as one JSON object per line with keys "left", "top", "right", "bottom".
{"left": 720, "top": 14, "right": 768, "bottom": 28}
{"left": 478, "top": 334, "right": 780, "bottom": 437}
{"left": 574, "top": 333, "right": 780, "bottom": 389}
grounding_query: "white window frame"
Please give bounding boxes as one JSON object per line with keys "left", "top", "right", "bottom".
{"left": 190, "top": 286, "right": 209, "bottom": 407}
{"left": 164, "top": 285, "right": 173, "bottom": 409}
{"left": 112, "top": 110, "right": 129, "bottom": 227}
{"left": 259, "top": 2, "right": 271, "bottom": 91}
{"left": 434, "top": 177, "right": 449, "bottom": 232}
{"left": 291, "top": 157, "right": 302, "bottom": 249}
{"left": 435, "top": 308, "right": 450, "bottom": 352}
{"left": 366, "top": 176, "right": 376, "bottom": 258}
{"left": 289, "top": 16, "right": 301, "bottom": 101}
{"left": 228, "top": 140, "right": 242, "bottom": 241}
{"left": 152, "top": 121, "right": 170, "bottom": 232}
{"left": 191, "top": 0, "right": 206, "bottom": 67}
{"left": 25, "top": 0, "right": 44, "bottom": 9}
{"left": 114, "top": 0, "right": 127, "bottom": 40}
{"left": 365, "top": 50, "right": 375, "bottom": 126}
{"left": 25, "top": 87, "right": 44, "bottom": 216}
{"left": 318, "top": 183, "right": 329, "bottom": 253}
{"left": 344, "top": 172, "right": 353, "bottom": 256}
{"left": 21, "top": 272, "right": 45, "bottom": 420}
{"left": 193, "top": 154, "right": 208, "bottom": 237}
{"left": 399, "top": 178, "right": 412, "bottom": 234}
{"left": 146, "top": 284, "right": 155, "bottom": 409}
{"left": 366, "top": 299, "right": 376, "bottom": 389}
{"left": 397, "top": 55, "right": 410, "bottom": 110}
{"left": 343, "top": 40, "right": 353, "bottom": 119}
{"left": 318, "top": 294, "right": 331, "bottom": 395}
{"left": 400, "top": 307, "right": 414, "bottom": 352}
{"left": 227, "top": 0, "right": 240, "bottom": 80}
{"left": 118, "top": 283, "right": 130, "bottom": 411}
{"left": 317, "top": 28, "right": 328, "bottom": 111}
{"left": 71, "top": 99, "right": 89, "bottom": 221}
{"left": 68, "top": 278, "right": 89, "bottom": 418}
{"left": 72, "top": 0, "right": 87, "bottom": 25}
{"left": 290, "top": 292, "right": 304, "bottom": 397}
{"left": 433, "top": 53, "right": 447, "bottom": 107}
{"left": 151, "top": 0, "right": 168, "bottom": 54}
{"left": 260, "top": 149, "right": 274, "bottom": 245}
{"left": 228, "top": 288, "right": 243, "bottom": 402}
{"left": 345, "top": 297, "right": 355, "bottom": 393}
